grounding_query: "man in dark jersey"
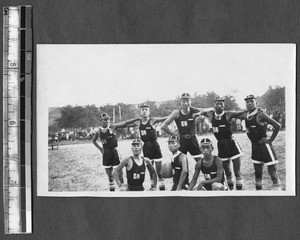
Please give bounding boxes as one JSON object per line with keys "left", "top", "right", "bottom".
{"left": 113, "top": 139, "right": 157, "bottom": 191}
{"left": 241, "top": 95, "right": 281, "bottom": 190}
{"left": 92, "top": 113, "right": 140, "bottom": 191}
{"left": 121, "top": 103, "right": 167, "bottom": 190}
{"left": 188, "top": 138, "right": 225, "bottom": 191}
{"left": 167, "top": 136, "right": 189, "bottom": 191}
{"left": 161, "top": 93, "right": 212, "bottom": 162}
{"left": 193, "top": 97, "right": 246, "bottom": 190}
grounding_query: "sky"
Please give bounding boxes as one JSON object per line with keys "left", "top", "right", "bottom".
{"left": 37, "top": 44, "right": 295, "bottom": 109}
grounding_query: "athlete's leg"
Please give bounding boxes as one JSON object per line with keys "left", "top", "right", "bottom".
{"left": 232, "top": 157, "right": 243, "bottom": 190}
{"left": 223, "top": 160, "right": 234, "bottom": 190}
{"left": 253, "top": 163, "right": 263, "bottom": 190}
{"left": 105, "top": 167, "right": 115, "bottom": 191}
{"left": 267, "top": 164, "right": 281, "bottom": 190}
{"left": 154, "top": 160, "right": 165, "bottom": 190}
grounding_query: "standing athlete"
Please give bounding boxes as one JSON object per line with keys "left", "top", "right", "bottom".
{"left": 113, "top": 139, "right": 157, "bottom": 191}
{"left": 92, "top": 112, "right": 140, "bottom": 191}
{"left": 242, "top": 95, "right": 281, "bottom": 190}
{"left": 193, "top": 97, "right": 246, "bottom": 190}
{"left": 121, "top": 103, "right": 167, "bottom": 190}
{"left": 161, "top": 93, "right": 211, "bottom": 162}
{"left": 188, "top": 138, "right": 225, "bottom": 191}
{"left": 167, "top": 136, "right": 189, "bottom": 191}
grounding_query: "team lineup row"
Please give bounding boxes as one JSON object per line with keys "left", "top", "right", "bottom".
{"left": 92, "top": 93, "right": 282, "bottom": 191}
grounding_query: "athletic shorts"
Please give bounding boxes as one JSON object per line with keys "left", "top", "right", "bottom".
{"left": 142, "top": 140, "right": 162, "bottom": 161}
{"left": 217, "top": 138, "right": 243, "bottom": 161}
{"left": 102, "top": 148, "right": 121, "bottom": 168}
{"left": 251, "top": 142, "right": 278, "bottom": 166}
{"left": 128, "top": 184, "right": 144, "bottom": 191}
{"left": 179, "top": 135, "right": 202, "bottom": 158}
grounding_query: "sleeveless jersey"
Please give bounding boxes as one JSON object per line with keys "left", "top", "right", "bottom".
{"left": 201, "top": 156, "right": 224, "bottom": 182}
{"left": 139, "top": 118, "right": 157, "bottom": 142}
{"left": 98, "top": 128, "right": 118, "bottom": 149}
{"left": 245, "top": 112, "right": 267, "bottom": 142}
{"left": 171, "top": 153, "right": 189, "bottom": 186}
{"left": 211, "top": 112, "right": 232, "bottom": 140}
{"left": 127, "top": 157, "right": 146, "bottom": 187}
{"left": 175, "top": 108, "right": 196, "bottom": 135}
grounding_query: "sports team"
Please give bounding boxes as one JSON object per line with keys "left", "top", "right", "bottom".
{"left": 92, "top": 93, "right": 282, "bottom": 192}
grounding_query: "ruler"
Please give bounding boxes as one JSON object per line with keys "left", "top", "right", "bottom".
{"left": 3, "top": 5, "right": 32, "bottom": 234}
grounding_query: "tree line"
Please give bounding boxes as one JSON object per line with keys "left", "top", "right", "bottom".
{"left": 50, "top": 87, "right": 285, "bottom": 131}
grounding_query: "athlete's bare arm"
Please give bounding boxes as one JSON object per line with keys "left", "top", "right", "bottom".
{"left": 145, "top": 158, "right": 157, "bottom": 189}
{"left": 111, "top": 117, "right": 140, "bottom": 130}
{"left": 188, "top": 160, "right": 202, "bottom": 190}
{"left": 191, "top": 108, "right": 214, "bottom": 119}
{"left": 227, "top": 110, "right": 248, "bottom": 121}
{"left": 161, "top": 110, "right": 180, "bottom": 136}
{"left": 177, "top": 154, "right": 188, "bottom": 190}
{"left": 92, "top": 131, "right": 104, "bottom": 154}
{"left": 151, "top": 116, "right": 168, "bottom": 125}
{"left": 113, "top": 157, "right": 130, "bottom": 188}
{"left": 258, "top": 112, "right": 281, "bottom": 144}
{"left": 201, "top": 157, "right": 223, "bottom": 185}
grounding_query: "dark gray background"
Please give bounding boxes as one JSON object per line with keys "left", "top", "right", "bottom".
{"left": 0, "top": 1, "right": 299, "bottom": 239}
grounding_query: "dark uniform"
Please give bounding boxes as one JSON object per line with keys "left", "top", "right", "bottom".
{"left": 175, "top": 109, "right": 202, "bottom": 158}
{"left": 126, "top": 157, "right": 146, "bottom": 191}
{"left": 95, "top": 127, "right": 121, "bottom": 168}
{"left": 212, "top": 111, "right": 243, "bottom": 161}
{"left": 245, "top": 112, "right": 278, "bottom": 166}
{"left": 139, "top": 119, "right": 162, "bottom": 161}
{"left": 201, "top": 156, "right": 225, "bottom": 190}
{"left": 171, "top": 152, "right": 189, "bottom": 190}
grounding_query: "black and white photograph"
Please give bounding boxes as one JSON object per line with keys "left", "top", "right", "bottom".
{"left": 37, "top": 44, "right": 295, "bottom": 197}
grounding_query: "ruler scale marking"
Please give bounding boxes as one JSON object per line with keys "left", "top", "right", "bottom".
{"left": 3, "top": 5, "right": 32, "bottom": 234}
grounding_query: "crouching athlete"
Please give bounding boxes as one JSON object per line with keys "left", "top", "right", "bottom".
{"left": 188, "top": 138, "right": 225, "bottom": 191}
{"left": 113, "top": 139, "right": 157, "bottom": 191}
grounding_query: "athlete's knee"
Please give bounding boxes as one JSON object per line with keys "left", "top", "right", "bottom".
{"left": 253, "top": 164, "right": 263, "bottom": 179}
{"left": 232, "top": 158, "right": 241, "bottom": 177}
{"left": 212, "top": 182, "right": 225, "bottom": 191}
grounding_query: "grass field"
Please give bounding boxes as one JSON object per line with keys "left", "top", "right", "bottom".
{"left": 48, "top": 131, "right": 286, "bottom": 192}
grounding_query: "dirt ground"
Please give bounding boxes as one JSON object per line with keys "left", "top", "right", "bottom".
{"left": 48, "top": 131, "right": 286, "bottom": 192}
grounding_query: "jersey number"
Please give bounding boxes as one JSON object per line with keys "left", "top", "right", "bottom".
{"left": 204, "top": 174, "right": 211, "bottom": 180}
{"left": 140, "top": 130, "right": 147, "bottom": 136}
{"left": 181, "top": 121, "right": 188, "bottom": 127}
{"left": 212, "top": 127, "right": 219, "bottom": 133}
{"left": 133, "top": 173, "right": 140, "bottom": 179}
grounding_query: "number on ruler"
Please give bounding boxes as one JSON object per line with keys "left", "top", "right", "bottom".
{"left": 9, "top": 121, "right": 16, "bottom": 126}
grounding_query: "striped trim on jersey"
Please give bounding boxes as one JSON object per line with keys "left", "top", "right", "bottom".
{"left": 230, "top": 138, "right": 244, "bottom": 160}
{"left": 265, "top": 143, "right": 278, "bottom": 166}
{"left": 192, "top": 153, "right": 204, "bottom": 158}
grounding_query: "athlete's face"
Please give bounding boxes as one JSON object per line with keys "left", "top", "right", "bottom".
{"left": 168, "top": 140, "right": 180, "bottom": 153}
{"left": 245, "top": 99, "right": 257, "bottom": 111}
{"left": 200, "top": 145, "right": 213, "bottom": 157}
{"left": 214, "top": 101, "right": 225, "bottom": 113}
{"left": 131, "top": 143, "right": 143, "bottom": 155}
{"left": 180, "top": 98, "right": 191, "bottom": 110}
{"left": 101, "top": 118, "right": 110, "bottom": 128}
{"left": 140, "top": 107, "right": 150, "bottom": 117}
